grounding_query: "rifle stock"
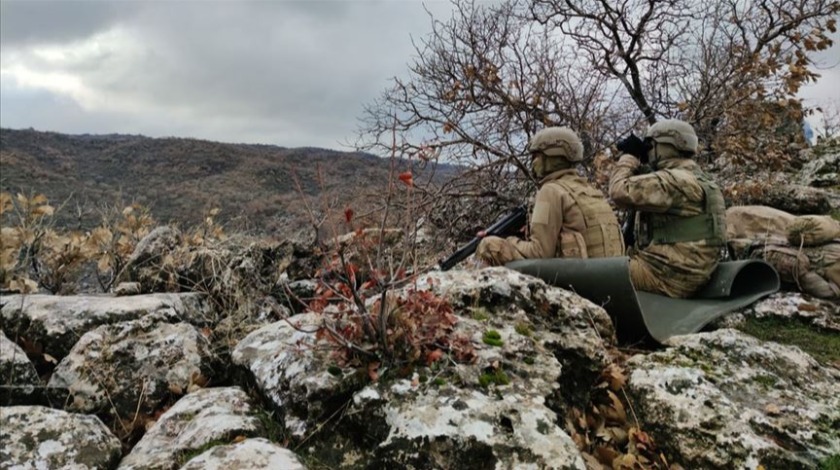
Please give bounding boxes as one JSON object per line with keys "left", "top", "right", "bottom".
{"left": 439, "top": 206, "right": 527, "bottom": 271}
{"left": 622, "top": 208, "right": 636, "bottom": 248}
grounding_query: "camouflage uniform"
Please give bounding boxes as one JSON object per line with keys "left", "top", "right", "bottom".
{"left": 609, "top": 155, "right": 726, "bottom": 298}
{"left": 476, "top": 169, "right": 624, "bottom": 265}
{"left": 477, "top": 126, "right": 624, "bottom": 266}
{"left": 726, "top": 206, "right": 840, "bottom": 299}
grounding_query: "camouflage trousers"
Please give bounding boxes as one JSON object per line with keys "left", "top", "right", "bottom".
{"left": 475, "top": 236, "right": 524, "bottom": 266}
{"left": 627, "top": 256, "right": 707, "bottom": 299}
{"left": 753, "top": 243, "right": 840, "bottom": 299}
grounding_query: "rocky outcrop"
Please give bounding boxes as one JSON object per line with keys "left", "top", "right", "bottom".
{"left": 626, "top": 329, "right": 840, "bottom": 469}
{"left": 798, "top": 150, "right": 839, "bottom": 189}
{"left": 234, "top": 267, "right": 615, "bottom": 468}
{"left": 48, "top": 312, "right": 220, "bottom": 421}
{"left": 0, "top": 405, "right": 122, "bottom": 469}
{"left": 0, "top": 330, "right": 41, "bottom": 405}
{"left": 231, "top": 312, "right": 356, "bottom": 441}
{"left": 718, "top": 292, "right": 840, "bottom": 333}
{"left": 121, "top": 226, "right": 183, "bottom": 292}
{"left": 179, "top": 438, "right": 306, "bottom": 470}
{"left": 0, "top": 293, "right": 214, "bottom": 363}
{"left": 743, "top": 183, "right": 832, "bottom": 215}
{"left": 118, "top": 387, "right": 263, "bottom": 470}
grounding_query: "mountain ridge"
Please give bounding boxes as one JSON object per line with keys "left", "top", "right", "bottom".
{"left": 0, "top": 127, "right": 455, "bottom": 235}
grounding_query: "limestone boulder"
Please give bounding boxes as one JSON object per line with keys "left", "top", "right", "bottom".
{"left": 718, "top": 292, "right": 840, "bottom": 333}
{"left": 48, "top": 312, "right": 221, "bottom": 421}
{"left": 121, "top": 225, "right": 183, "bottom": 292}
{"left": 0, "top": 405, "right": 122, "bottom": 469}
{"left": 231, "top": 312, "right": 358, "bottom": 440}
{"left": 798, "top": 150, "right": 839, "bottom": 189}
{"left": 0, "top": 330, "right": 41, "bottom": 405}
{"left": 626, "top": 329, "right": 840, "bottom": 469}
{"left": 118, "top": 387, "right": 263, "bottom": 470}
{"left": 179, "top": 438, "right": 306, "bottom": 470}
{"left": 234, "top": 267, "right": 614, "bottom": 468}
{"left": 0, "top": 293, "right": 214, "bottom": 363}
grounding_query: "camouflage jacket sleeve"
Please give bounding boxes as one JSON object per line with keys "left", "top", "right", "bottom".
{"left": 506, "top": 183, "right": 566, "bottom": 258}
{"left": 609, "top": 157, "right": 705, "bottom": 215}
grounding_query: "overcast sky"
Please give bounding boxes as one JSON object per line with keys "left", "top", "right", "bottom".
{"left": 1, "top": 0, "right": 838, "bottom": 151}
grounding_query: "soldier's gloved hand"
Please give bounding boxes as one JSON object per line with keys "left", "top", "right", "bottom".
{"left": 617, "top": 154, "right": 641, "bottom": 171}
{"left": 616, "top": 133, "right": 649, "bottom": 163}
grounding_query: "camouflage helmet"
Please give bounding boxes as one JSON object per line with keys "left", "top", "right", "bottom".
{"left": 528, "top": 126, "right": 584, "bottom": 162}
{"left": 645, "top": 119, "right": 698, "bottom": 155}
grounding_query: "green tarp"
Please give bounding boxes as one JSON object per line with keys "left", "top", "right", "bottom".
{"left": 507, "top": 257, "right": 779, "bottom": 344}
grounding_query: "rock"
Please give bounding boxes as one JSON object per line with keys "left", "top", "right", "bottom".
{"left": 118, "top": 387, "right": 263, "bottom": 470}
{"left": 179, "top": 438, "right": 306, "bottom": 470}
{"left": 115, "top": 282, "right": 142, "bottom": 296}
{"left": 351, "top": 380, "right": 585, "bottom": 469}
{"left": 0, "top": 330, "right": 41, "bottom": 405}
{"left": 415, "top": 267, "right": 618, "bottom": 409}
{"left": 798, "top": 150, "right": 839, "bottom": 188}
{"left": 719, "top": 292, "right": 840, "bottom": 333}
{"left": 121, "top": 226, "right": 183, "bottom": 292}
{"left": 0, "top": 405, "right": 122, "bottom": 469}
{"left": 626, "top": 329, "right": 840, "bottom": 469}
{"left": 231, "top": 312, "right": 359, "bottom": 441}
{"left": 746, "top": 183, "right": 832, "bottom": 215}
{"left": 235, "top": 268, "right": 612, "bottom": 468}
{"left": 48, "top": 313, "right": 220, "bottom": 421}
{"left": 0, "top": 293, "right": 215, "bottom": 363}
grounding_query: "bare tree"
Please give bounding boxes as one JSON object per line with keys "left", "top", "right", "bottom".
{"left": 531, "top": 0, "right": 838, "bottom": 163}
{"left": 355, "top": 0, "right": 837, "bottom": 249}
{"left": 355, "top": 0, "right": 617, "bottom": 246}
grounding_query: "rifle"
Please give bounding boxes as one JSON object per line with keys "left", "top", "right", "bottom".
{"left": 439, "top": 205, "right": 527, "bottom": 271}
{"left": 622, "top": 209, "right": 636, "bottom": 248}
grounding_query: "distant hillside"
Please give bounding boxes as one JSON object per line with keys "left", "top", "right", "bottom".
{"left": 0, "top": 128, "right": 458, "bottom": 235}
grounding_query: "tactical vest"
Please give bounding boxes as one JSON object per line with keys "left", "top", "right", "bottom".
{"left": 551, "top": 177, "right": 625, "bottom": 258}
{"left": 637, "top": 170, "right": 726, "bottom": 247}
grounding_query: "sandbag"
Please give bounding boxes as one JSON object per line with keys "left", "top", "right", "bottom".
{"left": 725, "top": 205, "right": 796, "bottom": 241}
{"left": 787, "top": 215, "right": 840, "bottom": 247}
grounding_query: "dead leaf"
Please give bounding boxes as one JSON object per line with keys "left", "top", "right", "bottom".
{"left": 582, "top": 452, "right": 607, "bottom": 469}
{"left": 232, "top": 434, "right": 247, "bottom": 443}
{"left": 42, "top": 353, "right": 58, "bottom": 365}
{"left": 606, "top": 390, "right": 627, "bottom": 423}
{"left": 168, "top": 383, "right": 184, "bottom": 395}
{"left": 764, "top": 403, "right": 781, "bottom": 415}
{"left": 190, "top": 371, "right": 209, "bottom": 387}
{"left": 594, "top": 445, "right": 621, "bottom": 465}
{"left": 602, "top": 364, "right": 627, "bottom": 391}
{"left": 797, "top": 303, "right": 817, "bottom": 312}
{"left": 612, "top": 453, "right": 639, "bottom": 470}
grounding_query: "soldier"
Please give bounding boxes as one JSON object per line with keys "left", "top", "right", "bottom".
{"left": 609, "top": 119, "right": 726, "bottom": 298}
{"left": 476, "top": 126, "right": 624, "bottom": 265}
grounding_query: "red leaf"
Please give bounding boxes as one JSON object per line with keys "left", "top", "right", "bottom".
{"left": 344, "top": 207, "right": 354, "bottom": 223}
{"left": 426, "top": 349, "right": 444, "bottom": 364}
{"left": 398, "top": 171, "right": 414, "bottom": 187}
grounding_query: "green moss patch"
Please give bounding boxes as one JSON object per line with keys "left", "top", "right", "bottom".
{"left": 820, "top": 454, "right": 840, "bottom": 470}
{"left": 482, "top": 330, "right": 504, "bottom": 347}
{"left": 737, "top": 316, "right": 840, "bottom": 366}
{"left": 479, "top": 369, "right": 510, "bottom": 388}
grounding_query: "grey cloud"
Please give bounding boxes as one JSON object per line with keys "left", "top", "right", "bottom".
{"left": 1, "top": 1, "right": 444, "bottom": 148}
{"left": 2, "top": 0, "right": 835, "bottom": 150}
{"left": 0, "top": 0, "right": 140, "bottom": 47}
